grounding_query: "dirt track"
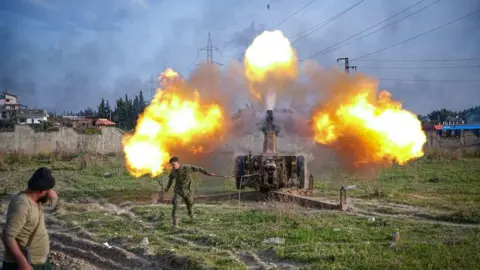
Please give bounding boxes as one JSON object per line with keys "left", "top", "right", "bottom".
{"left": 1, "top": 194, "right": 478, "bottom": 269}
{"left": 0, "top": 198, "right": 298, "bottom": 270}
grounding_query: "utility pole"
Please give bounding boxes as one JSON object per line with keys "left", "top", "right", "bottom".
{"left": 148, "top": 73, "right": 155, "bottom": 101}
{"left": 197, "top": 32, "right": 223, "bottom": 95}
{"left": 337, "top": 57, "right": 357, "bottom": 73}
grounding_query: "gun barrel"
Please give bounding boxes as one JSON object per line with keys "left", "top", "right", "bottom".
{"left": 262, "top": 110, "right": 279, "bottom": 155}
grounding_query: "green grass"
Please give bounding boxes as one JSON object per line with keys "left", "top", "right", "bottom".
{"left": 310, "top": 157, "right": 480, "bottom": 223}
{"left": 57, "top": 203, "right": 480, "bottom": 269}
{"left": 1, "top": 154, "right": 480, "bottom": 269}
{"left": 0, "top": 154, "right": 237, "bottom": 203}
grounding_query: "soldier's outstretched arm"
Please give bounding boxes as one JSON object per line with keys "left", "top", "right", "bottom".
{"left": 190, "top": 165, "right": 215, "bottom": 176}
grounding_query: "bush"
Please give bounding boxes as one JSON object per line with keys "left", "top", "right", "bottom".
{"left": 0, "top": 119, "right": 15, "bottom": 132}
{"left": 29, "top": 121, "right": 59, "bottom": 132}
{"left": 74, "top": 127, "right": 102, "bottom": 135}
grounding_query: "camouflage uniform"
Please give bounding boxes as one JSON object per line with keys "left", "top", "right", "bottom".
{"left": 166, "top": 164, "right": 210, "bottom": 226}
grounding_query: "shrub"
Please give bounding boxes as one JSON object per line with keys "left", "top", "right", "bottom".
{"left": 28, "top": 121, "right": 59, "bottom": 132}
{"left": 0, "top": 119, "right": 15, "bottom": 132}
{"left": 74, "top": 127, "right": 101, "bottom": 135}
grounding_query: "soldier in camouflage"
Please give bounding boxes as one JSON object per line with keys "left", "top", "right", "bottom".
{"left": 165, "top": 156, "right": 215, "bottom": 228}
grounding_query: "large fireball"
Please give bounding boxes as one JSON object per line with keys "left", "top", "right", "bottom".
{"left": 122, "top": 68, "right": 225, "bottom": 178}
{"left": 312, "top": 73, "right": 426, "bottom": 168}
{"left": 244, "top": 30, "right": 297, "bottom": 105}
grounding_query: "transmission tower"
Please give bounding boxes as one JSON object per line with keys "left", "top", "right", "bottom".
{"left": 198, "top": 32, "right": 223, "bottom": 66}
{"left": 337, "top": 57, "right": 357, "bottom": 73}
{"left": 197, "top": 32, "right": 223, "bottom": 94}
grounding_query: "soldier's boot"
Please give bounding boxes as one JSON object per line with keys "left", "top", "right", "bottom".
{"left": 188, "top": 214, "right": 196, "bottom": 224}
{"left": 187, "top": 206, "right": 196, "bottom": 223}
{"left": 172, "top": 217, "right": 178, "bottom": 229}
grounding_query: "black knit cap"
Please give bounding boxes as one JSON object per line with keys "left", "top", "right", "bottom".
{"left": 28, "top": 167, "right": 55, "bottom": 191}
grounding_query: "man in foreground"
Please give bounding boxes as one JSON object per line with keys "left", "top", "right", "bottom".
{"left": 165, "top": 156, "right": 216, "bottom": 228}
{"left": 2, "top": 167, "right": 58, "bottom": 270}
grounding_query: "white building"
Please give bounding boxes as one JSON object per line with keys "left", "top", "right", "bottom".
{"left": 17, "top": 109, "right": 49, "bottom": 124}
{"left": 1, "top": 90, "right": 28, "bottom": 119}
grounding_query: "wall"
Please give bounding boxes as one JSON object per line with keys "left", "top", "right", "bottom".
{"left": 0, "top": 125, "right": 476, "bottom": 156}
{"left": 424, "top": 130, "right": 479, "bottom": 150}
{"left": 0, "top": 125, "right": 124, "bottom": 155}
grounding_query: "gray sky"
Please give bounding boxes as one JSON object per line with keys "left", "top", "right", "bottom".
{"left": 1, "top": 0, "right": 479, "bottom": 114}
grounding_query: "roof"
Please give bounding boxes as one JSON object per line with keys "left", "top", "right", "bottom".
{"left": 0, "top": 92, "right": 18, "bottom": 99}
{"left": 441, "top": 124, "right": 480, "bottom": 130}
{"left": 422, "top": 124, "right": 443, "bottom": 131}
{"left": 77, "top": 118, "right": 92, "bottom": 122}
{"left": 95, "top": 118, "right": 116, "bottom": 126}
{"left": 17, "top": 109, "right": 48, "bottom": 118}
{"left": 445, "top": 116, "right": 464, "bottom": 122}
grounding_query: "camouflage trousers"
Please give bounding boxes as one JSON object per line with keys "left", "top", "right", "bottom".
{"left": 171, "top": 190, "right": 194, "bottom": 224}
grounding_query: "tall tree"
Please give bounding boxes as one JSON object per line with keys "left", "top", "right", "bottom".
{"left": 138, "top": 90, "right": 147, "bottom": 112}
{"left": 97, "top": 98, "right": 108, "bottom": 118}
{"left": 105, "top": 100, "right": 112, "bottom": 120}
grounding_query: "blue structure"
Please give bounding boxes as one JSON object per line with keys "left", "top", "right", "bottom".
{"left": 442, "top": 124, "right": 480, "bottom": 130}
{"left": 441, "top": 124, "right": 480, "bottom": 137}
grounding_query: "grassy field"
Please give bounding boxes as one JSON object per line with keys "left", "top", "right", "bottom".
{"left": 310, "top": 156, "right": 480, "bottom": 225}
{"left": 1, "top": 152, "right": 480, "bottom": 269}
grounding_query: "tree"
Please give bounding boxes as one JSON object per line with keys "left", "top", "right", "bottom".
{"left": 105, "top": 100, "right": 112, "bottom": 120}
{"left": 78, "top": 107, "right": 97, "bottom": 117}
{"left": 113, "top": 98, "right": 128, "bottom": 130}
{"left": 138, "top": 90, "right": 147, "bottom": 112}
{"left": 98, "top": 98, "right": 108, "bottom": 118}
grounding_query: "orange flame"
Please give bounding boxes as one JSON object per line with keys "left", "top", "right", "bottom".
{"left": 122, "top": 68, "right": 225, "bottom": 178}
{"left": 244, "top": 30, "right": 297, "bottom": 102}
{"left": 312, "top": 74, "right": 426, "bottom": 168}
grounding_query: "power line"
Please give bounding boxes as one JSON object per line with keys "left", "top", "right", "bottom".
{"left": 291, "top": 0, "right": 365, "bottom": 45}
{"left": 302, "top": 0, "right": 440, "bottom": 60}
{"left": 268, "top": 0, "right": 319, "bottom": 30}
{"left": 359, "top": 65, "right": 480, "bottom": 69}
{"left": 188, "top": 50, "right": 201, "bottom": 72}
{"left": 378, "top": 78, "right": 480, "bottom": 82}
{"left": 353, "top": 58, "right": 480, "bottom": 62}
{"left": 224, "top": 1, "right": 365, "bottom": 58}
{"left": 222, "top": 0, "right": 320, "bottom": 56}
{"left": 352, "top": 8, "right": 480, "bottom": 61}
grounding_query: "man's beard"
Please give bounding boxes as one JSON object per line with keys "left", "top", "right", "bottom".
{"left": 38, "top": 194, "right": 49, "bottom": 204}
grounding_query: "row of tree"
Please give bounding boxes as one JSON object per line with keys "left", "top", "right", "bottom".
{"left": 68, "top": 90, "right": 478, "bottom": 131}
{"left": 63, "top": 91, "right": 148, "bottom": 131}
{"left": 418, "top": 106, "right": 480, "bottom": 124}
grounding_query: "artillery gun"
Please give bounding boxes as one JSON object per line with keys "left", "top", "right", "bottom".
{"left": 234, "top": 110, "right": 311, "bottom": 192}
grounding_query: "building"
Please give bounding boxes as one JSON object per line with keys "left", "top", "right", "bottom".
{"left": 1, "top": 90, "right": 30, "bottom": 121}
{"left": 73, "top": 118, "right": 95, "bottom": 128}
{"left": 95, "top": 118, "right": 116, "bottom": 127}
{"left": 0, "top": 91, "right": 28, "bottom": 110}
{"left": 443, "top": 116, "right": 464, "bottom": 125}
{"left": 16, "top": 109, "right": 49, "bottom": 124}
{"left": 0, "top": 91, "right": 28, "bottom": 119}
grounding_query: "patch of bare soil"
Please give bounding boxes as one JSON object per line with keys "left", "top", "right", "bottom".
{"left": 50, "top": 250, "right": 101, "bottom": 270}
{"left": 0, "top": 200, "right": 161, "bottom": 269}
